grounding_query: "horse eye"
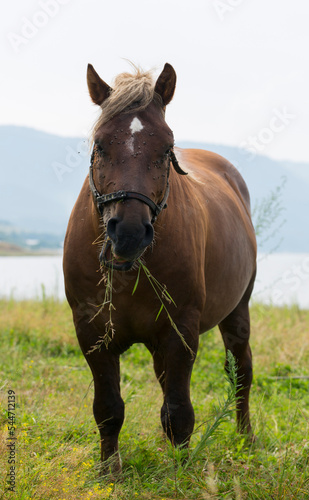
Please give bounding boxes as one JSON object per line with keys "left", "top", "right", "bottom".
{"left": 95, "top": 142, "right": 105, "bottom": 156}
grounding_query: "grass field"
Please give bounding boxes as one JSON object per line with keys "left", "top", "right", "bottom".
{"left": 0, "top": 298, "right": 309, "bottom": 499}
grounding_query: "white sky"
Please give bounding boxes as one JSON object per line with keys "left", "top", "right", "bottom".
{"left": 2, "top": 0, "right": 309, "bottom": 162}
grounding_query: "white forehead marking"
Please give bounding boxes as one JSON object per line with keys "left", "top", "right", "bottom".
{"left": 130, "top": 117, "right": 144, "bottom": 134}
{"left": 127, "top": 136, "right": 134, "bottom": 153}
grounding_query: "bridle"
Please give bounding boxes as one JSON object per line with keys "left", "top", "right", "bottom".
{"left": 89, "top": 145, "right": 187, "bottom": 224}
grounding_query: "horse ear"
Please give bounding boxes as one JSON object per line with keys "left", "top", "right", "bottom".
{"left": 154, "top": 63, "right": 176, "bottom": 106}
{"left": 87, "top": 64, "right": 112, "bottom": 106}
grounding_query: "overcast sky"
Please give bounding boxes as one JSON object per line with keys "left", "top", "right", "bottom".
{"left": 2, "top": 0, "right": 309, "bottom": 163}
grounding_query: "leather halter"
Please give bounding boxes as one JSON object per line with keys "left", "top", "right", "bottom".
{"left": 89, "top": 145, "right": 186, "bottom": 223}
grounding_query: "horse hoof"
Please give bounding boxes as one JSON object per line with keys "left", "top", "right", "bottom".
{"left": 248, "top": 433, "right": 257, "bottom": 444}
{"left": 241, "top": 429, "right": 257, "bottom": 445}
{"left": 98, "top": 454, "right": 122, "bottom": 478}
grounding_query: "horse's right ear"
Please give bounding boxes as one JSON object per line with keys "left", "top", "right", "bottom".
{"left": 87, "top": 64, "right": 112, "bottom": 106}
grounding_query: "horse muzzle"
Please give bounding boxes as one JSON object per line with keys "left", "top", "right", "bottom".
{"left": 100, "top": 238, "right": 135, "bottom": 271}
{"left": 100, "top": 218, "right": 154, "bottom": 271}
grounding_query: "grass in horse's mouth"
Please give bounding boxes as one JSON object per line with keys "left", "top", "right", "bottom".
{"left": 136, "top": 261, "right": 194, "bottom": 357}
{"left": 106, "top": 243, "right": 128, "bottom": 264}
{"left": 102, "top": 238, "right": 135, "bottom": 271}
{"left": 87, "top": 258, "right": 194, "bottom": 357}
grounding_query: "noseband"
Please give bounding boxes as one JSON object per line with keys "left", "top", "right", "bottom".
{"left": 89, "top": 146, "right": 187, "bottom": 224}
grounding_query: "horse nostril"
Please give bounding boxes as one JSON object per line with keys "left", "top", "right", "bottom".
{"left": 144, "top": 222, "right": 154, "bottom": 246}
{"left": 107, "top": 217, "right": 119, "bottom": 241}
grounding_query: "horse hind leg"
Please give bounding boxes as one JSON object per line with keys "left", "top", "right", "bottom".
{"left": 218, "top": 273, "right": 256, "bottom": 437}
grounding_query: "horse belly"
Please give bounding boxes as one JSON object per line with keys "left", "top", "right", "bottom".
{"left": 200, "top": 228, "right": 256, "bottom": 332}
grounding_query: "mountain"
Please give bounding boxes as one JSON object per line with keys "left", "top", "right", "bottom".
{"left": 0, "top": 126, "right": 308, "bottom": 252}
{"left": 0, "top": 220, "right": 62, "bottom": 251}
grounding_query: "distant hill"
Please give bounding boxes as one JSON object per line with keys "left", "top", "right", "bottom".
{"left": 0, "top": 220, "right": 63, "bottom": 251}
{"left": 0, "top": 126, "right": 308, "bottom": 252}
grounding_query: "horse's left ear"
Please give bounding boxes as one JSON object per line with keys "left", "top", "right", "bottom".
{"left": 154, "top": 63, "right": 177, "bottom": 106}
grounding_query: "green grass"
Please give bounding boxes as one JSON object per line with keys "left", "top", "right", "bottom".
{"left": 0, "top": 299, "right": 309, "bottom": 499}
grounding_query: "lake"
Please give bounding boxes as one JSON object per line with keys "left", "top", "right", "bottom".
{"left": 0, "top": 254, "right": 309, "bottom": 308}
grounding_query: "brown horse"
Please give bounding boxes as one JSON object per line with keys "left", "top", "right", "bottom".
{"left": 63, "top": 63, "right": 257, "bottom": 473}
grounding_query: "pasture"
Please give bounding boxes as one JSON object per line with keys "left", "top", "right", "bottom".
{"left": 0, "top": 298, "right": 309, "bottom": 499}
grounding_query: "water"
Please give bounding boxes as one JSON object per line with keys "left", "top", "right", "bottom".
{"left": 0, "top": 255, "right": 65, "bottom": 300}
{"left": 0, "top": 254, "right": 309, "bottom": 308}
{"left": 253, "top": 253, "right": 309, "bottom": 309}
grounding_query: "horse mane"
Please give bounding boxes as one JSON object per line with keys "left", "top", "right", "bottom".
{"left": 91, "top": 64, "right": 163, "bottom": 141}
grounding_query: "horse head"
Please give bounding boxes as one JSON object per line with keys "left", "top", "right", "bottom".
{"left": 87, "top": 63, "right": 186, "bottom": 271}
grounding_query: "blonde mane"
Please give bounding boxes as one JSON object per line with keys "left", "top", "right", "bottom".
{"left": 91, "top": 65, "right": 162, "bottom": 141}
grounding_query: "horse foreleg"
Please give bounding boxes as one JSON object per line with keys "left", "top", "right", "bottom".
{"left": 218, "top": 276, "right": 255, "bottom": 437}
{"left": 91, "top": 355, "right": 124, "bottom": 474}
{"left": 77, "top": 326, "right": 124, "bottom": 474}
{"left": 156, "top": 332, "right": 198, "bottom": 449}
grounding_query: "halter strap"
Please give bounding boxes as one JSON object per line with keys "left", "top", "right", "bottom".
{"left": 89, "top": 146, "right": 170, "bottom": 223}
